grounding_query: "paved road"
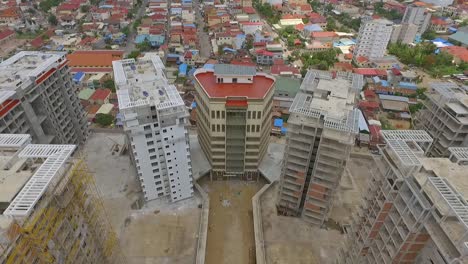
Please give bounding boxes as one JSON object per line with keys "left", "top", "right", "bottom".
{"left": 124, "top": 0, "right": 148, "bottom": 55}
{"left": 193, "top": 0, "right": 211, "bottom": 58}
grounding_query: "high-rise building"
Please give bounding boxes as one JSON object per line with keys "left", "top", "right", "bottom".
{"left": 276, "top": 70, "right": 364, "bottom": 226}
{"left": 354, "top": 19, "right": 393, "bottom": 60}
{"left": 338, "top": 130, "right": 468, "bottom": 264}
{"left": 420, "top": 0, "right": 453, "bottom": 7}
{"left": 414, "top": 82, "right": 468, "bottom": 157}
{"left": 390, "top": 23, "right": 419, "bottom": 44}
{"left": 0, "top": 134, "right": 123, "bottom": 264}
{"left": 402, "top": 5, "right": 431, "bottom": 34}
{"left": 113, "top": 54, "right": 194, "bottom": 202}
{"left": 0, "top": 51, "right": 88, "bottom": 145}
{"left": 193, "top": 64, "right": 275, "bottom": 180}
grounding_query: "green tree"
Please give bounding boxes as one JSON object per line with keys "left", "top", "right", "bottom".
{"left": 137, "top": 39, "right": 152, "bottom": 51}
{"left": 409, "top": 103, "right": 424, "bottom": 114}
{"left": 121, "top": 26, "right": 130, "bottom": 36}
{"left": 48, "top": 14, "right": 58, "bottom": 26}
{"left": 422, "top": 29, "right": 436, "bottom": 40}
{"left": 127, "top": 50, "right": 140, "bottom": 59}
{"left": 103, "top": 79, "right": 116, "bottom": 92}
{"left": 95, "top": 113, "right": 114, "bottom": 127}
{"left": 80, "top": 5, "right": 90, "bottom": 12}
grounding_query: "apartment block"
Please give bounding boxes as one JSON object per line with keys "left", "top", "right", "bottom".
{"left": 0, "top": 134, "right": 123, "bottom": 264}
{"left": 414, "top": 82, "right": 468, "bottom": 157}
{"left": 402, "top": 5, "right": 431, "bottom": 34}
{"left": 338, "top": 130, "right": 468, "bottom": 264}
{"left": 390, "top": 23, "right": 418, "bottom": 44}
{"left": 354, "top": 19, "right": 393, "bottom": 60}
{"left": 0, "top": 51, "right": 88, "bottom": 145}
{"left": 276, "top": 70, "right": 364, "bottom": 226}
{"left": 113, "top": 54, "right": 194, "bottom": 202}
{"left": 193, "top": 64, "right": 275, "bottom": 180}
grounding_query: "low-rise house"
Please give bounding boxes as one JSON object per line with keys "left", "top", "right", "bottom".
{"left": 256, "top": 49, "right": 275, "bottom": 65}
{"left": 240, "top": 21, "right": 263, "bottom": 35}
{"left": 0, "top": 7, "right": 20, "bottom": 24}
{"left": 307, "top": 12, "right": 326, "bottom": 27}
{"left": 301, "top": 24, "right": 323, "bottom": 39}
{"left": 305, "top": 41, "right": 332, "bottom": 52}
{"left": 89, "top": 88, "right": 111, "bottom": 105}
{"left": 0, "top": 29, "right": 15, "bottom": 45}
{"left": 67, "top": 50, "right": 124, "bottom": 74}
{"left": 430, "top": 17, "right": 450, "bottom": 33}
{"left": 441, "top": 46, "right": 468, "bottom": 64}
{"left": 310, "top": 31, "right": 339, "bottom": 44}
{"left": 449, "top": 26, "right": 468, "bottom": 47}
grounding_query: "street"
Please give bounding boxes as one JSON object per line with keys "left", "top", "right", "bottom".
{"left": 124, "top": 0, "right": 148, "bottom": 55}
{"left": 193, "top": 0, "right": 212, "bottom": 58}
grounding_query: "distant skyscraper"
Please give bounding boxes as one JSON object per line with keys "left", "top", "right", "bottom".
{"left": 193, "top": 64, "right": 275, "bottom": 180}
{"left": 0, "top": 51, "right": 88, "bottom": 145}
{"left": 276, "top": 70, "right": 364, "bottom": 226}
{"left": 402, "top": 5, "right": 431, "bottom": 34}
{"left": 113, "top": 54, "right": 194, "bottom": 202}
{"left": 354, "top": 19, "right": 393, "bottom": 60}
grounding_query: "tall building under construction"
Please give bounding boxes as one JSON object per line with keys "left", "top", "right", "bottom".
{"left": 277, "top": 70, "right": 363, "bottom": 226}
{"left": 338, "top": 130, "right": 468, "bottom": 263}
{"left": 0, "top": 134, "right": 123, "bottom": 264}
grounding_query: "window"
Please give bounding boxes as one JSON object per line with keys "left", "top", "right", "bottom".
{"left": 247, "top": 125, "right": 250, "bottom": 132}
{"left": 153, "top": 169, "right": 160, "bottom": 173}
{"left": 222, "top": 124, "right": 225, "bottom": 132}
{"left": 258, "top": 111, "right": 261, "bottom": 119}
{"left": 248, "top": 111, "right": 251, "bottom": 119}
{"left": 222, "top": 111, "right": 225, "bottom": 118}
{"left": 217, "top": 124, "right": 220, "bottom": 132}
{"left": 256, "top": 125, "right": 260, "bottom": 133}
{"left": 212, "top": 124, "right": 215, "bottom": 132}
{"left": 216, "top": 111, "right": 220, "bottom": 119}
{"left": 145, "top": 133, "right": 152, "bottom": 139}
{"left": 233, "top": 78, "right": 237, "bottom": 83}
{"left": 252, "top": 111, "right": 256, "bottom": 119}
{"left": 211, "top": 111, "right": 215, "bottom": 118}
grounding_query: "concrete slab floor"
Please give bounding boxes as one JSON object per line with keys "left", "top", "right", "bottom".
{"left": 200, "top": 177, "right": 265, "bottom": 264}
{"left": 260, "top": 156, "right": 375, "bottom": 264}
{"left": 83, "top": 132, "right": 201, "bottom": 264}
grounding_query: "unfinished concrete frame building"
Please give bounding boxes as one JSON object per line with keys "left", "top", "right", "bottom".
{"left": 414, "top": 82, "right": 468, "bottom": 157}
{"left": 338, "top": 130, "right": 468, "bottom": 264}
{"left": 0, "top": 134, "right": 123, "bottom": 264}
{"left": 113, "top": 54, "right": 194, "bottom": 202}
{"left": 0, "top": 51, "right": 88, "bottom": 145}
{"left": 277, "top": 70, "right": 364, "bottom": 226}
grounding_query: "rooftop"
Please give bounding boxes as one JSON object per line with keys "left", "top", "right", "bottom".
{"left": 289, "top": 70, "right": 363, "bottom": 133}
{"left": 214, "top": 64, "right": 256, "bottom": 76}
{"left": 0, "top": 51, "right": 66, "bottom": 93}
{"left": 67, "top": 50, "right": 124, "bottom": 69}
{"left": 428, "top": 82, "right": 468, "bottom": 124}
{"left": 113, "top": 54, "right": 184, "bottom": 110}
{"left": 194, "top": 68, "right": 275, "bottom": 99}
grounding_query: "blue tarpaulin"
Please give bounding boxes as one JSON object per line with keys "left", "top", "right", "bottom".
{"left": 399, "top": 82, "right": 418, "bottom": 90}
{"left": 179, "top": 63, "right": 188, "bottom": 76}
{"left": 381, "top": 80, "right": 389, "bottom": 87}
{"left": 274, "top": 118, "right": 283, "bottom": 127}
{"left": 191, "top": 102, "right": 197, "bottom": 108}
{"left": 281, "top": 127, "right": 287, "bottom": 134}
{"left": 203, "top": 64, "right": 215, "bottom": 70}
{"left": 73, "top": 72, "right": 85, "bottom": 83}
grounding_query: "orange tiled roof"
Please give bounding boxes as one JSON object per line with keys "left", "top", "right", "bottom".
{"left": 67, "top": 50, "right": 124, "bottom": 68}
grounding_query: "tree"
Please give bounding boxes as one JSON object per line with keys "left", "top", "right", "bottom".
{"left": 422, "top": 29, "right": 436, "bottom": 40}
{"left": 95, "top": 113, "right": 114, "bottom": 127}
{"left": 80, "top": 5, "right": 90, "bottom": 12}
{"left": 103, "top": 79, "right": 115, "bottom": 92}
{"left": 48, "top": 14, "right": 58, "bottom": 26}
{"left": 121, "top": 26, "right": 130, "bottom": 36}
{"left": 127, "top": 50, "right": 140, "bottom": 59}
{"left": 137, "top": 39, "right": 152, "bottom": 51}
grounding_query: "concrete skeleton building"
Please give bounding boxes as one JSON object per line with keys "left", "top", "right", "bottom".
{"left": 390, "top": 23, "right": 419, "bottom": 44}
{"left": 0, "top": 51, "right": 88, "bottom": 145}
{"left": 354, "top": 19, "right": 394, "bottom": 60}
{"left": 414, "top": 82, "right": 468, "bottom": 157}
{"left": 338, "top": 130, "right": 468, "bottom": 264}
{"left": 193, "top": 64, "right": 275, "bottom": 180}
{"left": 113, "top": 54, "right": 194, "bottom": 202}
{"left": 401, "top": 5, "right": 431, "bottom": 34}
{"left": 276, "top": 70, "right": 364, "bottom": 226}
{"left": 0, "top": 134, "right": 123, "bottom": 264}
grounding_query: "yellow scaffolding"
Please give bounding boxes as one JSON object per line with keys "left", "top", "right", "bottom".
{"left": 2, "top": 159, "right": 125, "bottom": 264}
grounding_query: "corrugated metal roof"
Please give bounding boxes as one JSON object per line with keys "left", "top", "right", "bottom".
{"left": 214, "top": 64, "right": 256, "bottom": 76}
{"left": 378, "top": 94, "right": 409, "bottom": 102}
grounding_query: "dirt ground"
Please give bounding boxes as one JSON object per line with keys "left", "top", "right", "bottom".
{"left": 260, "top": 155, "right": 375, "bottom": 264}
{"left": 83, "top": 132, "right": 201, "bottom": 264}
{"left": 200, "top": 178, "right": 265, "bottom": 264}
{"left": 388, "top": 119, "right": 411, "bottom": 129}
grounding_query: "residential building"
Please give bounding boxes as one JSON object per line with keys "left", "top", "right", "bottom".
{"left": 113, "top": 54, "right": 194, "bottom": 202}
{"left": 390, "top": 23, "right": 418, "bottom": 44}
{"left": 273, "top": 76, "right": 301, "bottom": 114}
{"left": 421, "top": 0, "right": 454, "bottom": 7}
{"left": 414, "top": 82, "right": 468, "bottom": 157}
{"left": 430, "top": 17, "right": 450, "bottom": 33}
{"left": 256, "top": 49, "right": 275, "bottom": 65}
{"left": 276, "top": 70, "right": 364, "bottom": 225}
{"left": 441, "top": 46, "right": 468, "bottom": 64}
{"left": 354, "top": 19, "right": 393, "bottom": 60}
{"left": 0, "top": 51, "right": 88, "bottom": 145}
{"left": 338, "top": 131, "right": 468, "bottom": 264}
{"left": 0, "top": 134, "right": 123, "bottom": 264}
{"left": 0, "top": 28, "right": 14, "bottom": 45}
{"left": 67, "top": 50, "right": 124, "bottom": 74}
{"left": 193, "top": 64, "right": 275, "bottom": 180}
{"left": 402, "top": 5, "right": 431, "bottom": 34}
{"left": 449, "top": 26, "right": 468, "bottom": 47}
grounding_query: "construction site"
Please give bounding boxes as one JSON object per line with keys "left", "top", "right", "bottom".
{"left": 0, "top": 134, "right": 123, "bottom": 264}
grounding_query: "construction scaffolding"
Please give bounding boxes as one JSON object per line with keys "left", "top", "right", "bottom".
{"left": 0, "top": 135, "right": 125, "bottom": 264}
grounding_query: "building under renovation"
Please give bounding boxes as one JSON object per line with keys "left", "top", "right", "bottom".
{"left": 0, "top": 51, "right": 88, "bottom": 145}
{"left": 415, "top": 82, "right": 468, "bottom": 157}
{"left": 0, "top": 134, "right": 123, "bottom": 264}
{"left": 276, "top": 70, "right": 364, "bottom": 226}
{"left": 338, "top": 130, "right": 468, "bottom": 264}
{"left": 113, "top": 54, "right": 194, "bottom": 202}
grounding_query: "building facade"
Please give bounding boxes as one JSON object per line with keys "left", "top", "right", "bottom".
{"left": 0, "top": 134, "right": 123, "bottom": 264}
{"left": 390, "top": 23, "right": 419, "bottom": 44}
{"left": 414, "top": 82, "right": 468, "bottom": 157}
{"left": 276, "top": 70, "right": 364, "bottom": 226}
{"left": 354, "top": 19, "right": 393, "bottom": 60}
{"left": 113, "top": 54, "right": 194, "bottom": 202}
{"left": 402, "top": 5, "right": 431, "bottom": 34}
{"left": 338, "top": 130, "right": 468, "bottom": 264}
{"left": 193, "top": 64, "right": 275, "bottom": 180}
{"left": 0, "top": 51, "right": 88, "bottom": 145}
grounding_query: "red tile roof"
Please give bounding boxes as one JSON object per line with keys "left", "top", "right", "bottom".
{"left": 194, "top": 71, "right": 275, "bottom": 99}
{"left": 391, "top": 68, "right": 401, "bottom": 75}
{"left": 311, "top": 31, "right": 338, "bottom": 38}
{"left": 353, "top": 68, "right": 387, "bottom": 76}
{"left": 441, "top": 46, "right": 468, "bottom": 62}
{"left": 0, "top": 29, "right": 14, "bottom": 41}
{"left": 271, "top": 64, "right": 300, "bottom": 75}
{"left": 243, "top": 6, "right": 256, "bottom": 14}
{"left": 359, "top": 101, "right": 380, "bottom": 110}
{"left": 57, "top": 3, "right": 80, "bottom": 11}
{"left": 67, "top": 50, "right": 124, "bottom": 68}
{"left": 90, "top": 88, "right": 111, "bottom": 101}
{"left": 431, "top": 18, "right": 448, "bottom": 25}
{"left": 256, "top": 49, "right": 274, "bottom": 56}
